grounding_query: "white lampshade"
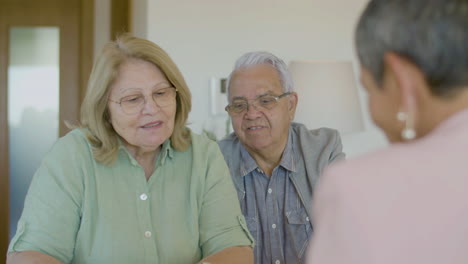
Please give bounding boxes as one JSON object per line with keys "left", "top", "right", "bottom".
{"left": 289, "top": 60, "right": 364, "bottom": 135}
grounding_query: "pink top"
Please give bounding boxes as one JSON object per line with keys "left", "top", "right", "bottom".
{"left": 307, "top": 109, "right": 468, "bottom": 264}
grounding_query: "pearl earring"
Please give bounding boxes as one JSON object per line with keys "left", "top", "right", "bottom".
{"left": 396, "top": 111, "right": 416, "bottom": 140}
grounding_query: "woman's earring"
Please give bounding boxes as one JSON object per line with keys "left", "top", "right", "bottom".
{"left": 397, "top": 111, "right": 416, "bottom": 140}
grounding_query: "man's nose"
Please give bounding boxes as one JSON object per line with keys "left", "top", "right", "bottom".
{"left": 244, "top": 101, "right": 262, "bottom": 117}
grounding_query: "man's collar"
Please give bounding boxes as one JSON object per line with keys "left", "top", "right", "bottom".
{"left": 238, "top": 126, "right": 297, "bottom": 176}
{"left": 280, "top": 126, "right": 296, "bottom": 172}
{"left": 239, "top": 145, "right": 259, "bottom": 176}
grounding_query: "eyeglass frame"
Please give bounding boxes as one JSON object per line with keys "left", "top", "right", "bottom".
{"left": 108, "top": 86, "right": 178, "bottom": 115}
{"left": 225, "top": 91, "right": 292, "bottom": 115}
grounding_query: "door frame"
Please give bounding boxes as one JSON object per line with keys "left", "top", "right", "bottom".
{"left": 0, "top": 0, "right": 94, "bottom": 256}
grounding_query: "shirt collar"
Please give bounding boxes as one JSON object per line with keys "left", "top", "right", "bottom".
{"left": 239, "top": 126, "right": 297, "bottom": 176}
{"left": 118, "top": 137, "right": 174, "bottom": 167}
{"left": 159, "top": 139, "right": 174, "bottom": 165}
{"left": 280, "top": 126, "right": 296, "bottom": 172}
{"left": 239, "top": 145, "right": 259, "bottom": 176}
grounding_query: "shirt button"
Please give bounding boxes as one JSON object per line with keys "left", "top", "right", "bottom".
{"left": 306, "top": 217, "right": 310, "bottom": 222}
{"left": 140, "top": 193, "right": 148, "bottom": 200}
{"left": 144, "top": 231, "right": 152, "bottom": 238}
{"left": 275, "top": 260, "right": 281, "bottom": 264}
{"left": 272, "top": 224, "right": 276, "bottom": 229}
{"left": 268, "top": 188, "right": 272, "bottom": 194}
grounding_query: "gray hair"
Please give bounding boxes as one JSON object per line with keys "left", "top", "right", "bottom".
{"left": 355, "top": 0, "right": 468, "bottom": 97}
{"left": 226, "top": 51, "right": 294, "bottom": 98}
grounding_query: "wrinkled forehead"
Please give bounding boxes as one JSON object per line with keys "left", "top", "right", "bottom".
{"left": 229, "top": 65, "right": 283, "bottom": 100}
{"left": 231, "top": 92, "right": 276, "bottom": 102}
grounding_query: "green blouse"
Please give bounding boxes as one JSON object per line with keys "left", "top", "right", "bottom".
{"left": 9, "top": 129, "right": 253, "bottom": 264}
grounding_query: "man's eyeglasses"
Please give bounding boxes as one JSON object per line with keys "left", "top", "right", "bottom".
{"left": 225, "top": 92, "right": 291, "bottom": 115}
{"left": 109, "top": 87, "right": 178, "bottom": 115}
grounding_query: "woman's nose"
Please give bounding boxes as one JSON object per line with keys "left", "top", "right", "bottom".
{"left": 141, "top": 96, "right": 160, "bottom": 114}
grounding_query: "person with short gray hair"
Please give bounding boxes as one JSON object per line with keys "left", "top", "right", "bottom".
{"left": 218, "top": 51, "right": 345, "bottom": 264}
{"left": 307, "top": 0, "right": 468, "bottom": 263}
{"left": 225, "top": 51, "right": 295, "bottom": 97}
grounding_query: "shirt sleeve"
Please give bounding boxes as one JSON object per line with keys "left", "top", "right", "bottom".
{"left": 329, "top": 129, "right": 345, "bottom": 163}
{"left": 8, "top": 132, "right": 87, "bottom": 264}
{"left": 198, "top": 141, "right": 254, "bottom": 257}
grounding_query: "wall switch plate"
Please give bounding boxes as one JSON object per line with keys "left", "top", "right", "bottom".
{"left": 210, "top": 77, "right": 228, "bottom": 116}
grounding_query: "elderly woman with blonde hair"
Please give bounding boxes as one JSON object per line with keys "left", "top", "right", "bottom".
{"left": 7, "top": 35, "right": 254, "bottom": 264}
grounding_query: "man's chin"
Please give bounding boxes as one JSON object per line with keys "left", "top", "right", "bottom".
{"left": 244, "top": 141, "right": 272, "bottom": 152}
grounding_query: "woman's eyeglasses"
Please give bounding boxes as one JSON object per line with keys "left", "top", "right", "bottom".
{"left": 109, "top": 87, "right": 178, "bottom": 115}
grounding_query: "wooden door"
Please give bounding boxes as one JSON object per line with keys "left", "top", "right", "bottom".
{"left": 0, "top": 0, "right": 94, "bottom": 256}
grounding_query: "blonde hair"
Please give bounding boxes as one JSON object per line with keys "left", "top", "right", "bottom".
{"left": 80, "top": 34, "right": 192, "bottom": 165}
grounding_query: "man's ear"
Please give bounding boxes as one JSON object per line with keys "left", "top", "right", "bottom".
{"left": 288, "top": 92, "right": 298, "bottom": 120}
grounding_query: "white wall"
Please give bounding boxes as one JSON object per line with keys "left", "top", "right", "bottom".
{"left": 131, "top": 0, "right": 148, "bottom": 38}
{"left": 143, "top": 0, "right": 388, "bottom": 157}
{"left": 94, "top": 0, "right": 111, "bottom": 57}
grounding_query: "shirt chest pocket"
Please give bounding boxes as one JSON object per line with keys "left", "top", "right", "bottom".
{"left": 286, "top": 208, "right": 313, "bottom": 258}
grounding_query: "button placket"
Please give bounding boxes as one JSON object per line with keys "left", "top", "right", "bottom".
{"left": 136, "top": 176, "right": 154, "bottom": 243}
{"left": 128, "top": 155, "right": 159, "bottom": 262}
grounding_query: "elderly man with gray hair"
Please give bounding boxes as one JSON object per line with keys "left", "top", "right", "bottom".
{"left": 218, "top": 51, "right": 345, "bottom": 264}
